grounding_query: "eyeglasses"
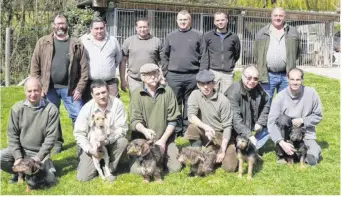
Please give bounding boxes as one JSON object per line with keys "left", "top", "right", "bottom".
{"left": 243, "top": 74, "right": 259, "bottom": 82}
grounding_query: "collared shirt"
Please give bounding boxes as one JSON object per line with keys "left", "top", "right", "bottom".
{"left": 73, "top": 96, "right": 128, "bottom": 153}
{"left": 23, "top": 98, "right": 47, "bottom": 109}
{"left": 81, "top": 33, "right": 122, "bottom": 81}
{"left": 266, "top": 24, "right": 287, "bottom": 72}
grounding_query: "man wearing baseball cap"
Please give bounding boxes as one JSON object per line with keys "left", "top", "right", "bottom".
{"left": 129, "top": 63, "right": 182, "bottom": 174}
{"left": 185, "top": 70, "right": 236, "bottom": 173}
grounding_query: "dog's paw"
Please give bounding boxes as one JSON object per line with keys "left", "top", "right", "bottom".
{"left": 155, "top": 179, "right": 163, "bottom": 184}
{"left": 18, "top": 178, "right": 24, "bottom": 184}
{"left": 25, "top": 185, "right": 31, "bottom": 193}
{"left": 105, "top": 175, "right": 116, "bottom": 182}
{"left": 247, "top": 176, "right": 252, "bottom": 181}
{"left": 238, "top": 174, "right": 243, "bottom": 178}
{"left": 143, "top": 179, "right": 150, "bottom": 183}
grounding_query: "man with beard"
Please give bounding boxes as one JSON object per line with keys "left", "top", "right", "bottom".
{"left": 200, "top": 12, "right": 241, "bottom": 94}
{"left": 81, "top": 17, "right": 122, "bottom": 102}
{"left": 254, "top": 8, "right": 300, "bottom": 103}
{"left": 161, "top": 10, "right": 202, "bottom": 137}
{"left": 268, "top": 68, "right": 322, "bottom": 165}
{"left": 120, "top": 18, "right": 163, "bottom": 96}
{"left": 30, "top": 13, "right": 88, "bottom": 154}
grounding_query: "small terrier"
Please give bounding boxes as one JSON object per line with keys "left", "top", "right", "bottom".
{"left": 236, "top": 135, "right": 262, "bottom": 180}
{"left": 177, "top": 146, "right": 217, "bottom": 177}
{"left": 88, "top": 111, "right": 113, "bottom": 181}
{"left": 12, "top": 157, "right": 43, "bottom": 192}
{"left": 127, "top": 139, "right": 164, "bottom": 183}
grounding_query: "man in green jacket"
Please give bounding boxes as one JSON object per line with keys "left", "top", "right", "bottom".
{"left": 0, "top": 77, "right": 59, "bottom": 186}
{"left": 253, "top": 8, "right": 300, "bottom": 103}
{"left": 129, "top": 63, "right": 182, "bottom": 173}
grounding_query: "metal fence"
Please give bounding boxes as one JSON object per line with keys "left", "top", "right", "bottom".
{"left": 106, "top": 3, "right": 338, "bottom": 67}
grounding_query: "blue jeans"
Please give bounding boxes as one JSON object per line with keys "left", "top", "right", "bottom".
{"left": 255, "top": 128, "right": 270, "bottom": 150}
{"left": 261, "top": 71, "right": 288, "bottom": 104}
{"left": 47, "top": 88, "right": 83, "bottom": 145}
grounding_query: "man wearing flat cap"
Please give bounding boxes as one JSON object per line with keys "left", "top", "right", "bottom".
{"left": 185, "top": 70, "right": 236, "bottom": 172}
{"left": 129, "top": 63, "right": 182, "bottom": 173}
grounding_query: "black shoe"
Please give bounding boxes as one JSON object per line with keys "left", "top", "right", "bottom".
{"left": 8, "top": 174, "right": 18, "bottom": 184}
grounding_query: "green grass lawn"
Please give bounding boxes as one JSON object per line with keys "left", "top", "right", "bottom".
{"left": 0, "top": 72, "right": 340, "bottom": 195}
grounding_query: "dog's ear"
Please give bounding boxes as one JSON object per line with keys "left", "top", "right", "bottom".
{"left": 89, "top": 114, "right": 95, "bottom": 127}
{"left": 141, "top": 141, "right": 151, "bottom": 155}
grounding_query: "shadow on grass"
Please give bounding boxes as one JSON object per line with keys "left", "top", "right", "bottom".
{"left": 317, "top": 140, "right": 329, "bottom": 149}
{"left": 54, "top": 156, "right": 78, "bottom": 177}
{"left": 63, "top": 142, "right": 76, "bottom": 151}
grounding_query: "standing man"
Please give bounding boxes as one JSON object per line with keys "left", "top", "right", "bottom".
{"left": 254, "top": 7, "right": 300, "bottom": 102}
{"left": 161, "top": 10, "right": 202, "bottom": 136}
{"left": 200, "top": 12, "right": 241, "bottom": 94}
{"left": 225, "top": 65, "right": 270, "bottom": 152}
{"left": 120, "top": 18, "right": 163, "bottom": 95}
{"left": 130, "top": 63, "right": 182, "bottom": 174}
{"left": 0, "top": 77, "right": 58, "bottom": 186}
{"left": 74, "top": 80, "right": 128, "bottom": 182}
{"left": 268, "top": 68, "right": 322, "bottom": 165}
{"left": 30, "top": 13, "right": 88, "bottom": 154}
{"left": 81, "top": 17, "right": 122, "bottom": 103}
{"left": 185, "top": 70, "right": 235, "bottom": 172}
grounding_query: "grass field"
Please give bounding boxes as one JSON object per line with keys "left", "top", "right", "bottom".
{"left": 0, "top": 72, "right": 340, "bottom": 195}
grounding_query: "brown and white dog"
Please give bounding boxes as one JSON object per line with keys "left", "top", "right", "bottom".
{"left": 12, "top": 157, "right": 42, "bottom": 192}
{"left": 88, "top": 111, "right": 112, "bottom": 181}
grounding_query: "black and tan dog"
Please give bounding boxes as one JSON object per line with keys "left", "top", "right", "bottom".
{"left": 236, "top": 135, "right": 262, "bottom": 180}
{"left": 275, "top": 114, "right": 307, "bottom": 168}
{"left": 12, "top": 157, "right": 43, "bottom": 192}
{"left": 127, "top": 139, "right": 164, "bottom": 183}
{"left": 177, "top": 146, "right": 217, "bottom": 177}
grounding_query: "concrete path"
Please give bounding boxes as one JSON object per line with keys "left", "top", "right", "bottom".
{"left": 299, "top": 66, "right": 340, "bottom": 80}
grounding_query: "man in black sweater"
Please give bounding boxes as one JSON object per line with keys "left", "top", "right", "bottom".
{"left": 161, "top": 10, "right": 202, "bottom": 137}
{"left": 200, "top": 12, "right": 241, "bottom": 94}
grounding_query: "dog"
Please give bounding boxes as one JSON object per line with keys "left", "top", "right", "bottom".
{"left": 88, "top": 111, "right": 113, "bottom": 181}
{"left": 275, "top": 114, "right": 307, "bottom": 168}
{"left": 127, "top": 139, "right": 164, "bottom": 183}
{"left": 177, "top": 146, "right": 217, "bottom": 177}
{"left": 236, "top": 135, "right": 262, "bottom": 180}
{"left": 12, "top": 157, "right": 43, "bottom": 192}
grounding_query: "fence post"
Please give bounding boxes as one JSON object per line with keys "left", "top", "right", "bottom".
{"left": 236, "top": 12, "right": 244, "bottom": 68}
{"left": 5, "top": 27, "right": 11, "bottom": 87}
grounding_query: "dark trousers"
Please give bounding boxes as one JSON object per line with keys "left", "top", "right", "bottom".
{"left": 166, "top": 71, "right": 197, "bottom": 136}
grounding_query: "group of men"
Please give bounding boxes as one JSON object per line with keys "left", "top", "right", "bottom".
{"left": 0, "top": 7, "right": 323, "bottom": 186}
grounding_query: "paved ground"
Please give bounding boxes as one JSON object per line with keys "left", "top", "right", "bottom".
{"left": 299, "top": 66, "right": 340, "bottom": 80}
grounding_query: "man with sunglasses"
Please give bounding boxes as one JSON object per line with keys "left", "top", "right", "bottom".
{"left": 129, "top": 63, "right": 182, "bottom": 174}
{"left": 225, "top": 65, "right": 270, "bottom": 155}
{"left": 185, "top": 70, "right": 235, "bottom": 172}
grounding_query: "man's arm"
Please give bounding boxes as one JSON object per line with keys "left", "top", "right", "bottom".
{"left": 30, "top": 39, "right": 41, "bottom": 77}
{"left": 234, "top": 35, "right": 241, "bottom": 62}
{"left": 75, "top": 42, "right": 89, "bottom": 94}
{"left": 225, "top": 87, "right": 251, "bottom": 137}
{"left": 161, "top": 36, "right": 170, "bottom": 75}
{"left": 106, "top": 99, "right": 128, "bottom": 144}
{"left": 7, "top": 106, "right": 23, "bottom": 160}
{"left": 114, "top": 39, "right": 123, "bottom": 67}
{"left": 73, "top": 106, "right": 92, "bottom": 154}
{"left": 302, "top": 90, "right": 323, "bottom": 128}
{"left": 130, "top": 92, "right": 146, "bottom": 133}
{"left": 221, "top": 99, "right": 233, "bottom": 148}
{"left": 36, "top": 107, "right": 59, "bottom": 160}
{"left": 256, "top": 89, "right": 270, "bottom": 127}
{"left": 199, "top": 35, "right": 209, "bottom": 71}
{"left": 267, "top": 94, "right": 284, "bottom": 144}
{"left": 157, "top": 38, "right": 163, "bottom": 65}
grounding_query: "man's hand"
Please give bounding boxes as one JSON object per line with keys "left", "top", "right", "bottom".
{"left": 254, "top": 124, "right": 263, "bottom": 132}
{"left": 292, "top": 118, "right": 304, "bottom": 128}
{"left": 88, "top": 148, "right": 104, "bottom": 159}
{"left": 279, "top": 140, "right": 296, "bottom": 155}
{"left": 216, "top": 150, "right": 225, "bottom": 163}
{"left": 249, "top": 136, "right": 257, "bottom": 146}
{"left": 120, "top": 79, "right": 127, "bottom": 92}
{"left": 143, "top": 129, "right": 157, "bottom": 140}
{"left": 155, "top": 139, "right": 166, "bottom": 153}
{"left": 13, "top": 158, "right": 23, "bottom": 166}
{"left": 203, "top": 124, "right": 215, "bottom": 140}
{"left": 72, "top": 90, "right": 82, "bottom": 101}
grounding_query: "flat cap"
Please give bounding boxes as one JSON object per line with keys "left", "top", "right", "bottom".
{"left": 140, "top": 63, "right": 159, "bottom": 74}
{"left": 196, "top": 70, "right": 215, "bottom": 83}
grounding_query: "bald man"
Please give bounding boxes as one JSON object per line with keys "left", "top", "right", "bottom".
{"left": 253, "top": 8, "right": 300, "bottom": 104}
{"left": 0, "top": 77, "right": 59, "bottom": 186}
{"left": 225, "top": 65, "right": 270, "bottom": 156}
